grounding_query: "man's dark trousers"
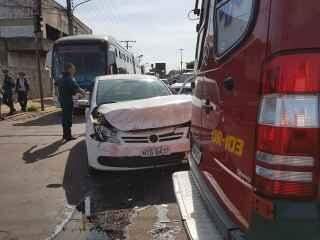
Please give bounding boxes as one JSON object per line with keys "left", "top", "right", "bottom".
{"left": 3, "top": 92, "right": 14, "bottom": 113}
{"left": 17, "top": 91, "right": 27, "bottom": 111}
{"left": 61, "top": 101, "right": 73, "bottom": 139}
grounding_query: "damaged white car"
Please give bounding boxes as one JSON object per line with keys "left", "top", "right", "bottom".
{"left": 86, "top": 74, "right": 191, "bottom": 172}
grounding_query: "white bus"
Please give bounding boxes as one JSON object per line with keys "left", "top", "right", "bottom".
{"left": 47, "top": 35, "right": 140, "bottom": 108}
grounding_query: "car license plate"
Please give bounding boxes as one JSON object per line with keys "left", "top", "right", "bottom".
{"left": 142, "top": 146, "right": 170, "bottom": 157}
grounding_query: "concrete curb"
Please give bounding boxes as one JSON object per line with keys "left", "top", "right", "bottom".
{"left": 44, "top": 205, "right": 76, "bottom": 240}
{"left": 2, "top": 107, "right": 59, "bottom": 121}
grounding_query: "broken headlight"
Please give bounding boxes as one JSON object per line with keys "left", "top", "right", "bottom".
{"left": 92, "top": 112, "right": 120, "bottom": 144}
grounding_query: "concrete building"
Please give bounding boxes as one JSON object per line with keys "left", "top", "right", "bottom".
{"left": 0, "top": 0, "right": 92, "bottom": 98}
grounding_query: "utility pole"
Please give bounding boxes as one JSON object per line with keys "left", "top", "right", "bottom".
{"left": 121, "top": 40, "right": 136, "bottom": 49}
{"left": 33, "top": 0, "right": 45, "bottom": 111}
{"left": 67, "top": 0, "right": 74, "bottom": 35}
{"left": 179, "top": 48, "right": 184, "bottom": 73}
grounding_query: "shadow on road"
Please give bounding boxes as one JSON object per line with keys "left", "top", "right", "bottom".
{"left": 62, "top": 140, "right": 188, "bottom": 210}
{"left": 23, "top": 140, "right": 66, "bottom": 164}
{"left": 13, "top": 111, "right": 85, "bottom": 127}
{"left": 58, "top": 140, "right": 189, "bottom": 240}
{"left": 63, "top": 140, "right": 89, "bottom": 206}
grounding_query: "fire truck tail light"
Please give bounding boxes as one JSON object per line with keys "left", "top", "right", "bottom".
{"left": 256, "top": 151, "right": 315, "bottom": 167}
{"left": 262, "top": 53, "right": 320, "bottom": 94}
{"left": 255, "top": 176, "right": 315, "bottom": 198}
{"left": 259, "top": 94, "right": 319, "bottom": 128}
{"left": 255, "top": 53, "right": 319, "bottom": 199}
{"left": 257, "top": 125, "right": 318, "bottom": 156}
{"left": 256, "top": 166, "right": 313, "bottom": 183}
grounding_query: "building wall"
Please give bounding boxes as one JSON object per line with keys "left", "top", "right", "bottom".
{"left": 0, "top": 0, "right": 92, "bottom": 99}
{"left": 42, "top": 0, "right": 92, "bottom": 37}
{"left": 0, "top": 53, "right": 52, "bottom": 98}
{"left": 0, "top": 0, "right": 34, "bottom": 19}
{"left": 0, "top": 0, "right": 92, "bottom": 38}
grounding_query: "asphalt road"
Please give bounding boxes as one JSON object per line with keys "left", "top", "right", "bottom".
{"left": 0, "top": 111, "right": 188, "bottom": 240}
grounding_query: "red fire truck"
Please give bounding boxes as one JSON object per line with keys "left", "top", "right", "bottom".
{"left": 173, "top": 0, "right": 320, "bottom": 239}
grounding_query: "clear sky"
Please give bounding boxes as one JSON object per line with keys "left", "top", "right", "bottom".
{"left": 56, "top": 0, "right": 197, "bottom": 71}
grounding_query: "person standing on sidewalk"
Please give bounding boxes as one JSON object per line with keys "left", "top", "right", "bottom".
{"left": 1, "top": 69, "right": 16, "bottom": 115}
{"left": 56, "top": 63, "right": 85, "bottom": 141}
{"left": 16, "top": 72, "right": 30, "bottom": 112}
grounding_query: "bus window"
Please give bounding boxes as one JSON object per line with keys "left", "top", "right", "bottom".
{"left": 53, "top": 44, "right": 107, "bottom": 90}
{"left": 107, "top": 51, "right": 117, "bottom": 74}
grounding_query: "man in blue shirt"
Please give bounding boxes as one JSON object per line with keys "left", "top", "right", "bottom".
{"left": 56, "top": 63, "right": 85, "bottom": 141}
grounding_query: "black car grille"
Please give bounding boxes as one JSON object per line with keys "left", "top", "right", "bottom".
{"left": 121, "top": 132, "right": 184, "bottom": 143}
{"left": 97, "top": 153, "right": 186, "bottom": 168}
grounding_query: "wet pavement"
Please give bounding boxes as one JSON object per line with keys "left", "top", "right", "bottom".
{"left": 0, "top": 110, "right": 188, "bottom": 240}
{"left": 56, "top": 150, "right": 188, "bottom": 240}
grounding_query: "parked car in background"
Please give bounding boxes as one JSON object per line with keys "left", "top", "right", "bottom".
{"left": 86, "top": 74, "right": 191, "bottom": 172}
{"left": 169, "top": 72, "right": 194, "bottom": 85}
{"left": 170, "top": 82, "right": 193, "bottom": 95}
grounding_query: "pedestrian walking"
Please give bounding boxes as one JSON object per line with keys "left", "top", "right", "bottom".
{"left": 16, "top": 72, "right": 30, "bottom": 112}
{"left": 56, "top": 63, "right": 85, "bottom": 141}
{"left": 1, "top": 69, "right": 16, "bottom": 115}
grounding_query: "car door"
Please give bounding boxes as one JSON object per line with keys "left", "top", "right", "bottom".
{"left": 200, "top": 0, "right": 270, "bottom": 228}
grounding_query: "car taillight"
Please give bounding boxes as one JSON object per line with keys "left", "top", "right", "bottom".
{"left": 255, "top": 54, "right": 320, "bottom": 199}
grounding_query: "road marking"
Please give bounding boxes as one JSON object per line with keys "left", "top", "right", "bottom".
{"left": 44, "top": 204, "right": 75, "bottom": 240}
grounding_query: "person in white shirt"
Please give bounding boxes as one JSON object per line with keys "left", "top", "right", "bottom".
{"left": 16, "top": 72, "right": 30, "bottom": 112}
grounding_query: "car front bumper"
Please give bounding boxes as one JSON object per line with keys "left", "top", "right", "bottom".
{"left": 86, "top": 135, "right": 190, "bottom": 171}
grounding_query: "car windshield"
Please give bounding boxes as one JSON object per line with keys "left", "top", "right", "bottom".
{"left": 96, "top": 78, "right": 171, "bottom": 105}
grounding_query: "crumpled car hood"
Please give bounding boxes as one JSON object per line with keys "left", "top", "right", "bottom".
{"left": 97, "top": 95, "right": 192, "bottom": 131}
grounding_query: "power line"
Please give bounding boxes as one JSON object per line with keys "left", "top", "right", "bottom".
{"left": 120, "top": 40, "right": 136, "bottom": 50}
{"left": 72, "top": 0, "right": 94, "bottom": 11}
{"left": 61, "top": 0, "right": 144, "bottom": 58}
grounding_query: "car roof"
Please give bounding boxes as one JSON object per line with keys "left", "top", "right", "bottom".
{"left": 96, "top": 74, "right": 159, "bottom": 82}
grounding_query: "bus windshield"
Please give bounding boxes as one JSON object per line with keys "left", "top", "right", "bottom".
{"left": 53, "top": 44, "right": 107, "bottom": 90}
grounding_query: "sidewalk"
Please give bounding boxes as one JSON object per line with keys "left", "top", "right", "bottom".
{"left": 0, "top": 97, "right": 58, "bottom": 120}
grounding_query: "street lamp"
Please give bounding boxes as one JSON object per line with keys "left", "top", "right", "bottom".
{"left": 72, "top": 0, "right": 94, "bottom": 12}
{"left": 67, "top": 0, "right": 94, "bottom": 35}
